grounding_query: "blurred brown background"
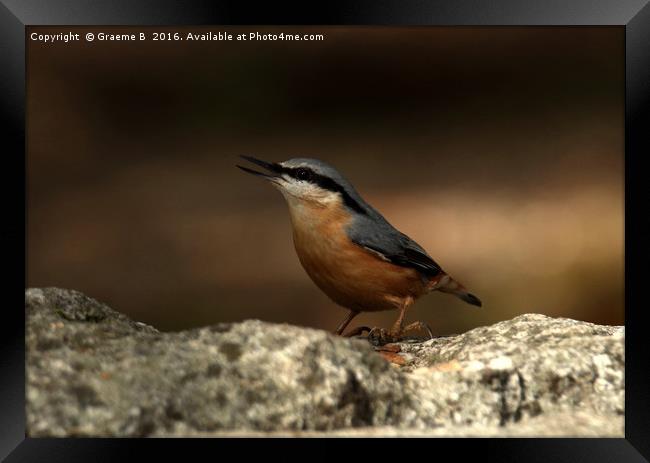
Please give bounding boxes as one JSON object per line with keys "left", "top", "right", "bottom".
{"left": 27, "top": 26, "right": 624, "bottom": 334}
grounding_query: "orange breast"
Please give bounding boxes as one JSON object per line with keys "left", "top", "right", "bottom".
{"left": 288, "top": 198, "right": 427, "bottom": 312}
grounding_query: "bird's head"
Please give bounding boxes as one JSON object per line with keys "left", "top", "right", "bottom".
{"left": 237, "top": 156, "right": 367, "bottom": 214}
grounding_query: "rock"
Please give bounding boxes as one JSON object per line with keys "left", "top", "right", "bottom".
{"left": 26, "top": 288, "right": 624, "bottom": 437}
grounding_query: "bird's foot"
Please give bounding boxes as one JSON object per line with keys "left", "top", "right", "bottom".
{"left": 343, "top": 322, "right": 435, "bottom": 351}
{"left": 366, "top": 321, "right": 434, "bottom": 346}
{"left": 367, "top": 327, "right": 400, "bottom": 347}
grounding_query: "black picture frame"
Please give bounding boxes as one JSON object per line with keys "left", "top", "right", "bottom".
{"left": 2, "top": 0, "right": 649, "bottom": 460}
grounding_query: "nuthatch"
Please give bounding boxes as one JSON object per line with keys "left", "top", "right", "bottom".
{"left": 237, "top": 156, "right": 481, "bottom": 345}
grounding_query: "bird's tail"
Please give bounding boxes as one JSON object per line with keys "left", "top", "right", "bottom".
{"left": 428, "top": 273, "right": 482, "bottom": 307}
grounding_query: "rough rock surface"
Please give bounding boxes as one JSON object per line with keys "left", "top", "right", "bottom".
{"left": 26, "top": 288, "right": 624, "bottom": 437}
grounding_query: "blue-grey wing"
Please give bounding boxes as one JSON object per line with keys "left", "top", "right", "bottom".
{"left": 347, "top": 215, "right": 442, "bottom": 277}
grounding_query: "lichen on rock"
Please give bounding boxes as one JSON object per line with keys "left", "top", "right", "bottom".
{"left": 26, "top": 288, "right": 624, "bottom": 437}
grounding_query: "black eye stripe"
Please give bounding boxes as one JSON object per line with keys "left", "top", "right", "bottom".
{"left": 293, "top": 168, "right": 312, "bottom": 180}
{"left": 279, "top": 166, "right": 367, "bottom": 215}
{"left": 283, "top": 166, "right": 328, "bottom": 185}
{"left": 280, "top": 166, "right": 314, "bottom": 181}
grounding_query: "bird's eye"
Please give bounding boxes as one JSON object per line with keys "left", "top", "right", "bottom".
{"left": 294, "top": 168, "right": 312, "bottom": 181}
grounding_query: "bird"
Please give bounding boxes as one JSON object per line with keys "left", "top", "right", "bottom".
{"left": 236, "top": 156, "right": 481, "bottom": 345}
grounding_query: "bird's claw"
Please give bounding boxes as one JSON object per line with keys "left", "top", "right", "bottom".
{"left": 367, "top": 327, "right": 399, "bottom": 347}
{"left": 344, "top": 322, "right": 435, "bottom": 347}
{"left": 366, "top": 322, "right": 434, "bottom": 346}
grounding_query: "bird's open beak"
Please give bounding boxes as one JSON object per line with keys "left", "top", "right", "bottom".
{"left": 236, "top": 156, "right": 283, "bottom": 181}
